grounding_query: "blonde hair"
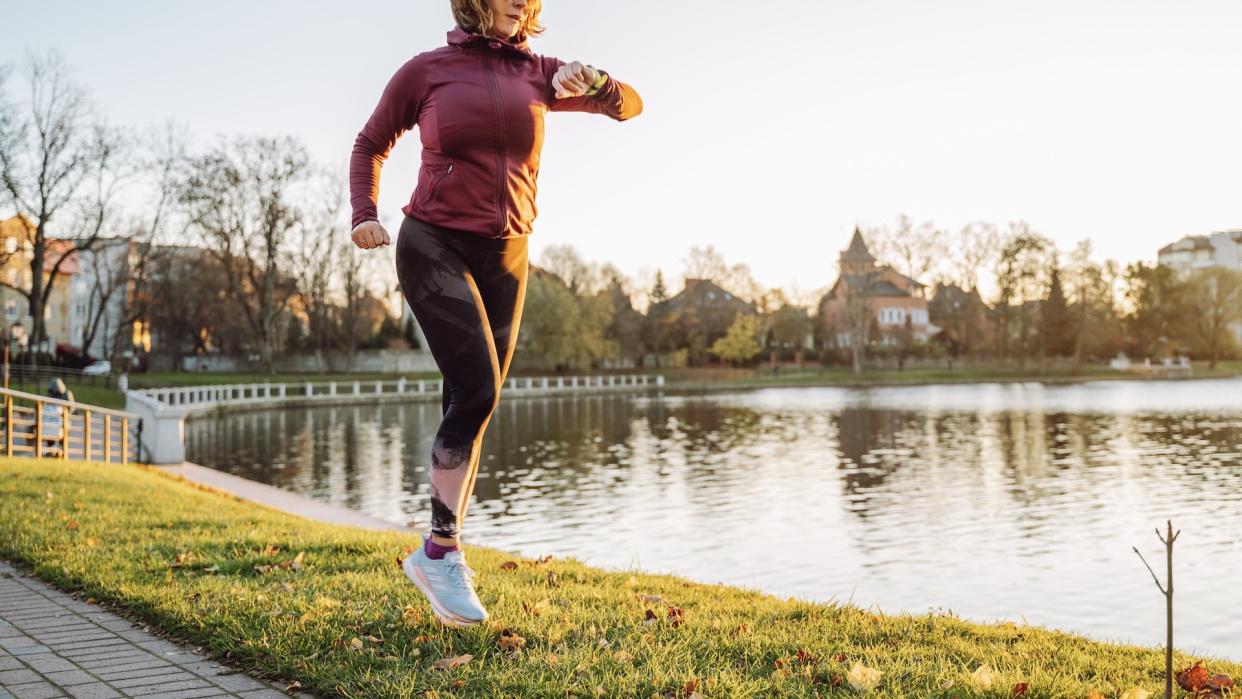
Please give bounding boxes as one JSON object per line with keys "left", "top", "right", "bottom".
{"left": 451, "top": 0, "right": 545, "bottom": 39}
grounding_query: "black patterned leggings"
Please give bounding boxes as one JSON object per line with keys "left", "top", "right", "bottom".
{"left": 394, "top": 215, "right": 529, "bottom": 541}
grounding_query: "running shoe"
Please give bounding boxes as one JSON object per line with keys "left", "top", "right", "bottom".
{"left": 402, "top": 538, "right": 488, "bottom": 627}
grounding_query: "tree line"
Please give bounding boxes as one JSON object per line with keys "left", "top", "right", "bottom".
{"left": 3, "top": 51, "right": 1236, "bottom": 375}
{"left": 0, "top": 51, "right": 395, "bottom": 372}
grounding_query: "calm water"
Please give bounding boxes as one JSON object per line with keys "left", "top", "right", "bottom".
{"left": 185, "top": 379, "right": 1242, "bottom": 660}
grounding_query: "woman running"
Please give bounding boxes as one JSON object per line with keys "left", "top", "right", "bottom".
{"left": 348, "top": 0, "right": 642, "bottom": 627}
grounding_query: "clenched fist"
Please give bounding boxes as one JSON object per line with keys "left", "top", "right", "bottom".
{"left": 553, "top": 61, "right": 602, "bottom": 99}
{"left": 351, "top": 220, "right": 390, "bottom": 250}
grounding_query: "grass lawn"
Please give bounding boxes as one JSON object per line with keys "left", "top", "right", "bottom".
{"left": 2, "top": 459, "right": 1234, "bottom": 697}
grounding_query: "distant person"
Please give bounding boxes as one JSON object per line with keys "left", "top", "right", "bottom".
{"left": 349, "top": 0, "right": 642, "bottom": 627}
{"left": 42, "top": 377, "right": 74, "bottom": 457}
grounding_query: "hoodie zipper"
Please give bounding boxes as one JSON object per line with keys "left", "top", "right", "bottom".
{"left": 482, "top": 55, "right": 507, "bottom": 236}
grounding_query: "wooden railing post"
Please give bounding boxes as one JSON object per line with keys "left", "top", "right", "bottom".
{"left": 60, "top": 404, "right": 68, "bottom": 460}
{"left": 35, "top": 397, "right": 43, "bottom": 459}
{"left": 121, "top": 418, "right": 128, "bottom": 465}
{"left": 5, "top": 395, "right": 12, "bottom": 457}
{"left": 84, "top": 409, "right": 92, "bottom": 462}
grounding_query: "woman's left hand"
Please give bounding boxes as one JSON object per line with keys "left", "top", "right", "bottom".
{"left": 553, "top": 61, "right": 598, "bottom": 99}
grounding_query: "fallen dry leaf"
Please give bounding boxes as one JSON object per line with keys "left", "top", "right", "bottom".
{"left": 85, "top": 598, "right": 96, "bottom": 605}
{"left": 284, "top": 551, "right": 304, "bottom": 571}
{"left": 637, "top": 594, "right": 667, "bottom": 604}
{"left": 1085, "top": 692, "right": 1104, "bottom": 699}
{"left": 1011, "top": 681, "right": 1029, "bottom": 697}
{"left": 971, "top": 664, "right": 995, "bottom": 689}
{"left": 846, "top": 661, "right": 882, "bottom": 691}
{"left": 499, "top": 561, "right": 518, "bottom": 571}
{"left": 431, "top": 653, "right": 472, "bottom": 671}
{"left": 349, "top": 637, "right": 364, "bottom": 651}
{"left": 522, "top": 599, "right": 549, "bottom": 617}
{"left": 66, "top": 520, "right": 79, "bottom": 530}
{"left": 667, "top": 606, "right": 686, "bottom": 627}
{"left": 546, "top": 653, "right": 559, "bottom": 666}
{"left": 1207, "top": 674, "right": 1235, "bottom": 691}
{"left": 1118, "top": 688, "right": 1149, "bottom": 699}
{"left": 547, "top": 571, "right": 559, "bottom": 587}
{"left": 1178, "top": 661, "right": 1211, "bottom": 692}
{"left": 612, "top": 650, "right": 632, "bottom": 662}
{"left": 498, "top": 629, "right": 526, "bottom": 652}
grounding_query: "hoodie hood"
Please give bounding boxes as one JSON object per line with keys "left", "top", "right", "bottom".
{"left": 447, "top": 25, "right": 535, "bottom": 59}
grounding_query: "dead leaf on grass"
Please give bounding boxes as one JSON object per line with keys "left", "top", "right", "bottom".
{"left": 431, "top": 653, "right": 472, "bottom": 670}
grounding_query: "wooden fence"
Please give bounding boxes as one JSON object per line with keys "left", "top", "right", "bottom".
{"left": 0, "top": 386, "right": 139, "bottom": 464}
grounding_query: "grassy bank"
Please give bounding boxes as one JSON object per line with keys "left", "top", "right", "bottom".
{"left": 2, "top": 459, "right": 1234, "bottom": 697}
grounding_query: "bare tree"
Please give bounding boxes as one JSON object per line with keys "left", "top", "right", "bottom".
{"left": 0, "top": 51, "right": 130, "bottom": 360}
{"left": 994, "top": 222, "right": 1051, "bottom": 367}
{"left": 290, "top": 168, "right": 350, "bottom": 371}
{"left": 953, "top": 221, "right": 999, "bottom": 291}
{"left": 1181, "top": 267, "right": 1242, "bottom": 369}
{"left": 681, "top": 244, "right": 728, "bottom": 282}
{"left": 540, "top": 243, "right": 596, "bottom": 295}
{"left": 870, "top": 214, "right": 945, "bottom": 291}
{"left": 78, "top": 122, "right": 188, "bottom": 364}
{"left": 178, "top": 135, "right": 308, "bottom": 373}
{"left": 841, "top": 267, "right": 880, "bottom": 375}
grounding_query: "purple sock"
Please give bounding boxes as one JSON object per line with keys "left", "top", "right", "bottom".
{"left": 424, "top": 537, "right": 460, "bottom": 560}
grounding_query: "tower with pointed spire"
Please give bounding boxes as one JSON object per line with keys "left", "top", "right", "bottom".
{"left": 818, "top": 227, "right": 938, "bottom": 352}
{"left": 839, "top": 226, "right": 876, "bottom": 274}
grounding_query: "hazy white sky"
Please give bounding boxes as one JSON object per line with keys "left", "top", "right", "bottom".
{"left": 4, "top": 0, "right": 1241, "bottom": 298}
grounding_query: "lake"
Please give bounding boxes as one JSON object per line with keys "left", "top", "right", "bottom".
{"left": 184, "top": 378, "right": 1242, "bottom": 660}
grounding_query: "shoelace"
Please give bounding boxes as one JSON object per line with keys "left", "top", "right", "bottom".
{"left": 443, "top": 558, "right": 476, "bottom": 592}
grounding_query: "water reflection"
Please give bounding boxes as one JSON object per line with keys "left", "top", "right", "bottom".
{"left": 185, "top": 378, "right": 1242, "bottom": 660}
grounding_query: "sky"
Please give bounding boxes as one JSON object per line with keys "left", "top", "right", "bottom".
{"left": 4, "top": 0, "right": 1242, "bottom": 301}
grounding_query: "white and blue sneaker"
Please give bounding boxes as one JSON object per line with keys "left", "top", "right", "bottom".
{"left": 402, "top": 538, "right": 488, "bottom": 627}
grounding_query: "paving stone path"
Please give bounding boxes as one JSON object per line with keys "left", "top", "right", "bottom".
{"left": 0, "top": 561, "right": 301, "bottom": 699}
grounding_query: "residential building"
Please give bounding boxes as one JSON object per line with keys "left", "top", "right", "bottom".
{"left": 648, "top": 277, "right": 757, "bottom": 365}
{"left": 1157, "top": 229, "right": 1242, "bottom": 272}
{"left": 928, "top": 283, "right": 993, "bottom": 356}
{"left": 68, "top": 237, "right": 138, "bottom": 361}
{"left": 818, "top": 228, "right": 936, "bottom": 349}
{"left": 0, "top": 215, "right": 79, "bottom": 354}
{"left": 1157, "top": 228, "right": 1242, "bottom": 346}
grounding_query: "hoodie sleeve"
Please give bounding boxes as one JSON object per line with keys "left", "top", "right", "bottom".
{"left": 543, "top": 56, "right": 643, "bottom": 121}
{"left": 350, "top": 56, "right": 429, "bottom": 228}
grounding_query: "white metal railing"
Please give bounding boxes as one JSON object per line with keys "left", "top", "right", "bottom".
{"left": 133, "top": 374, "right": 665, "bottom": 411}
{"left": 0, "top": 386, "right": 140, "bottom": 464}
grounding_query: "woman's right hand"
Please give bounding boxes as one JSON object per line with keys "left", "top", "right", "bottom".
{"left": 351, "top": 220, "right": 391, "bottom": 250}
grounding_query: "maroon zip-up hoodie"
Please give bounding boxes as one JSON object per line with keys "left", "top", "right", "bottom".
{"left": 350, "top": 25, "right": 643, "bottom": 239}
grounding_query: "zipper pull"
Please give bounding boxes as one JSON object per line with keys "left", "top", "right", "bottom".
{"left": 447, "top": 164, "right": 454, "bottom": 174}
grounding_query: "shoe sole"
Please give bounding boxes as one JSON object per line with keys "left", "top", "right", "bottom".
{"left": 402, "top": 556, "right": 486, "bottom": 628}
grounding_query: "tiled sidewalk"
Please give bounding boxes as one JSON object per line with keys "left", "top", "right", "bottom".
{"left": 0, "top": 561, "right": 299, "bottom": 699}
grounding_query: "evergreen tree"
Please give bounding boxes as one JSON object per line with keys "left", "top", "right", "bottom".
{"left": 651, "top": 270, "right": 668, "bottom": 305}
{"left": 1042, "top": 266, "right": 1071, "bottom": 357}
